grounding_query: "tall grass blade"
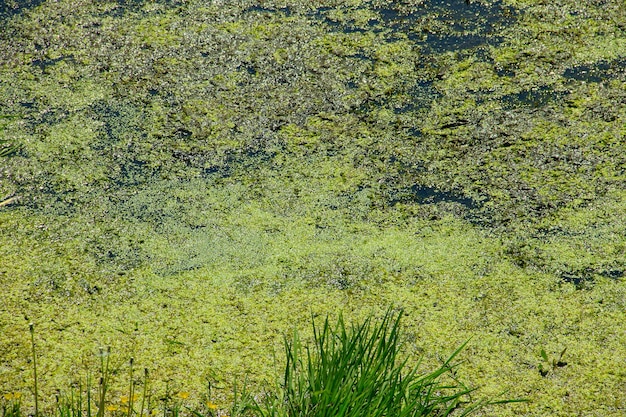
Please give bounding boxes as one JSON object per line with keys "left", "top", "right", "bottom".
{"left": 253, "top": 308, "right": 517, "bottom": 417}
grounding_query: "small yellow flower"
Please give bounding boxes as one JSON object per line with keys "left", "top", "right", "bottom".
{"left": 3, "top": 392, "right": 22, "bottom": 401}
{"left": 106, "top": 405, "right": 119, "bottom": 412}
{"left": 206, "top": 402, "right": 217, "bottom": 410}
{"left": 176, "top": 392, "right": 190, "bottom": 400}
{"left": 120, "top": 394, "right": 139, "bottom": 404}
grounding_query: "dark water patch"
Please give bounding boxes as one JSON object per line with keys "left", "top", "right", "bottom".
{"left": 0, "top": 0, "right": 172, "bottom": 20}
{"left": 245, "top": 5, "right": 293, "bottom": 16}
{"left": 495, "top": 66, "right": 515, "bottom": 77}
{"left": 563, "top": 57, "right": 626, "bottom": 83}
{"left": 501, "top": 86, "right": 567, "bottom": 109}
{"left": 25, "top": 187, "right": 81, "bottom": 215}
{"left": 312, "top": 5, "right": 385, "bottom": 34}
{"left": 314, "top": 0, "right": 520, "bottom": 121}
{"left": 424, "top": 33, "right": 492, "bottom": 53}
{"left": 115, "top": 158, "right": 154, "bottom": 187}
{"left": 27, "top": 106, "right": 70, "bottom": 127}
{"left": 561, "top": 267, "right": 623, "bottom": 289}
{"left": 390, "top": 184, "right": 480, "bottom": 210}
{"left": 241, "top": 64, "right": 257, "bottom": 76}
{"left": 375, "top": 0, "right": 518, "bottom": 52}
{"left": 600, "top": 269, "right": 624, "bottom": 279}
{"left": 0, "top": 140, "right": 20, "bottom": 157}
{"left": 405, "top": 126, "right": 423, "bottom": 137}
{"left": 0, "top": 115, "right": 21, "bottom": 157}
{"left": 0, "top": 0, "right": 46, "bottom": 19}
{"left": 88, "top": 100, "right": 160, "bottom": 187}
{"left": 560, "top": 271, "right": 594, "bottom": 290}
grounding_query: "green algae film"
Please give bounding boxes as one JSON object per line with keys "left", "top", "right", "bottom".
{"left": 1, "top": 0, "right": 626, "bottom": 415}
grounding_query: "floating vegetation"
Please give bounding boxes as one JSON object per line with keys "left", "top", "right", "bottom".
{"left": 0, "top": 0, "right": 625, "bottom": 416}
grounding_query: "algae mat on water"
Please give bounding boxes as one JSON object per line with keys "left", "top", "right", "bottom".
{"left": 1, "top": 0, "right": 625, "bottom": 415}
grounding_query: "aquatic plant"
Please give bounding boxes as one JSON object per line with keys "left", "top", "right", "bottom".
{"left": 0, "top": 139, "right": 19, "bottom": 158}
{"left": 0, "top": 115, "right": 19, "bottom": 158}
{"left": 538, "top": 347, "right": 568, "bottom": 378}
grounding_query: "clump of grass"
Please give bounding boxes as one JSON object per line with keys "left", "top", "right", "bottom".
{"left": 245, "top": 309, "right": 522, "bottom": 417}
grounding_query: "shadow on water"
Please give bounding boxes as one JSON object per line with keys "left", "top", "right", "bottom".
{"left": 31, "top": 55, "right": 75, "bottom": 71}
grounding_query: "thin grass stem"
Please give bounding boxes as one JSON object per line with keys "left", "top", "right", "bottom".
{"left": 29, "top": 323, "right": 39, "bottom": 417}
{"left": 128, "top": 358, "right": 135, "bottom": 417}
{"left": 139, "top": 368, "right": 149, "bottom": 417}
